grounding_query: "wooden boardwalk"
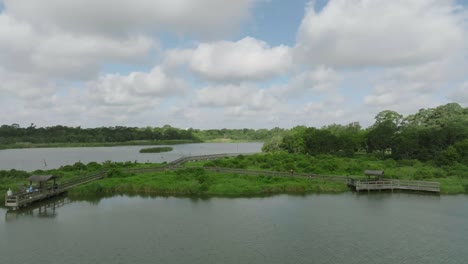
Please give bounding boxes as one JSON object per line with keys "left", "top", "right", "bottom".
{"left": 347, "top": 179, "right": 440, "bottom": 193}
{"left": 4, "top": 153, "right": 246, "bottom": 209}
{"left": 5, "top": 172, "right": 106, "bottom": 208}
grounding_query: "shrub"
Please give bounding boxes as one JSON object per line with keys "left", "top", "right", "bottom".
{"left": 107, "top": 169, "right": 125, "bottom": 178}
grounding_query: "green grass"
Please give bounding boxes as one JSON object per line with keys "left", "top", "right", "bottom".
{"left": 68, "top": 167, "right": 348, "bottom": 198}
{"left": 139, "top": 147, "right": 173, "bottom": 153}
{"left": 190, "top": 153, "right": 468, "bottom": 194}
{"left": 0, "top": 160, "right": 165, "bottom": 204}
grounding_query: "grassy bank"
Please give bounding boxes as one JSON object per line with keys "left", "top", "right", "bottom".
{"left": 0, "top": 161, "right": 164, "bottom": 204}
{"left": 139, "top": 147, "right": 173, "bottom": 153}
{"left": 68, "top": 167, "right": 348, "bottom": 198}
{"left": 188, "top": 153, "right": 468, "bottom": 194}
{"left": 2, "top": 153, "right": 468, "bottom": 205}
{"left": 0, "top": 140, "right": 199, "bottom": 149}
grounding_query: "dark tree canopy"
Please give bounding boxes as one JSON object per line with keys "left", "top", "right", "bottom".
{"left": 262, "top": 103, "right": 468, "bottom": 165}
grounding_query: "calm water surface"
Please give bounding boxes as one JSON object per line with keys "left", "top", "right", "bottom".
{"left": 0, "top": 142, "right": 263, "bottom": 171}
{"left": 1, "top": 193, "right": 467, "bottom": 264}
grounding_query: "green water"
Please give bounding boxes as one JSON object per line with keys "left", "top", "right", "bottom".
{"left": 1, "top": 193, "right": 467, "bottom": 264}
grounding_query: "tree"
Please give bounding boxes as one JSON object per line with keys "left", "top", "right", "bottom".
{"left": 374, "top": 110, "right": 403, "bottom": 127}
{"left": 366, "top": 120, "right": 397, "bottom": 157}
{"left": 303, "top": 128, "right": 339, "bottom": 155}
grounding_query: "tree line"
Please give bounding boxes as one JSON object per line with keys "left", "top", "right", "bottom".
{"left": 0, "top": 124, "right": 198, "bottom": 144}
{"left": 263, "top": 103, "right": 468, "bottom": 166}
{"left": 0, "top": 124, "right": 285, "bottom": 145}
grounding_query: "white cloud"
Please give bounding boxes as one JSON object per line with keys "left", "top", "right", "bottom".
{"left": 448, "top": 81, "right": 468, "bottom": 104}
{"left": 32, "top": 34, "right": 155, "bottom": 80}
{"left": 4, "top": 0, "right": 257, "bottom": 37}
{"left": 166, "top": 37, "right": 292, "bottom": 81}
{"left": 290, "top": 95, "right": 355, "bottom": 127}
{"left": 0, "top": 68, "right": 57, "bottom": 99}
{"left": 296, "top": 0, "right": 466, "bottom": 67}
{"left": 195, "top": 83, "right": 278, "bottom": 111}
{"left": 363, "top": 57, "right": 467, "bottom": 114}
{"left": 0, "top": 14, "right": 36, "bottom": 72}
{"left": 277, "top": 66, "right": 340, "bottom": 95}
{"left": 0, "top": 0, "right": 467, "bottom": 129}
{"left": 0, "top": 13, "right": 156, "bottom": 81}
{"left": 86, "top": 66, "right": 186, "bottom": 107}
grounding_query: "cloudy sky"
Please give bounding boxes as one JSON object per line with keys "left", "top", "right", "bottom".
{"left": 0, "top": 0, "right": 467, "bottom": 129}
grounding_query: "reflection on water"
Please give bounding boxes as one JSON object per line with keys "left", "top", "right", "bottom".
{"left": 1, "top": 193, "right": 468, "bottom": 264}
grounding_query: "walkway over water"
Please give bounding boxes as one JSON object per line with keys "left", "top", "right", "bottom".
{"left": 5, "top": 153, "right": 440, "bottom": 208}
{"left": 5, "top": 172, "right": 106, "bottom": 208}
{"left": 347, "top": 179, "right": 440, "bottom": 193}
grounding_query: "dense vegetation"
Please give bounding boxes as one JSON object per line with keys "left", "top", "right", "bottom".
{"left": 1, "top": 151, "right": 468, "bottom": 205}
{"left": 139, "top": 147, "right": 173, "bottom": 153}
{"left": 198, "top": 153, "right": 468, "bottom": 194}
{"left": 70, "top": 167, "right": 347, "bottom": 197}
{"left": 0, "top": 124, "right": 199, "bottom": 147}
{"left": 192, "top": 128, "right": 285, "bottom": 142}
{"left": 0, "top": 160, "right": 347, "bottom": 204}
{"left": 0, "top": 124, "right": 286, "bottom": 148}
{"left": 263, "top": 103, "right": 468, "bottom": 166}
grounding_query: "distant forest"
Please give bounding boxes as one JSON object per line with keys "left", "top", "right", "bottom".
{"left": 0, "top": 125, "right": 199, "bottom": 144}
{"left": 0, "top": 124, "right": 281, "bottom": 145}
{"left": 1, "top": 103, "right": 467, "bottom": 165}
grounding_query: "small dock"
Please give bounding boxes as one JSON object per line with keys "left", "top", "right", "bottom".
{"left": 5, "top": 172, "right": 106, "bottom": 209}
{"left": 347, "top": 179, "right": 440, "bottom": 193}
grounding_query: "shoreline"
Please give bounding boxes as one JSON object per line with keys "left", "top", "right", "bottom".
{"left": 0, "top": 140, "right": 200, "bottom": 150}
{"left": 0, "top": 139, "right": 262, "bottom": 150}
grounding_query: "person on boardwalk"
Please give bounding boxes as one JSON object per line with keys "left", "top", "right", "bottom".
{"left": 7, "top": 188, "right": 13, "bottom": 197}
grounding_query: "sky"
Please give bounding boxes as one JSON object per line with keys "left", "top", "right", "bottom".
{"left": 0, "top": 0, "right": 467, "bottom": 129}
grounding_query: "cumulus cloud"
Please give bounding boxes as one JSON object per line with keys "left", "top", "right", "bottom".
{"left": 296, "top": 0, "right": 466, "bottom": 67}
{"left": 86, "top": 66, "right": 186, "bottom": 107}
{"left": 1, "top": 0, "right": 467, "bottom": 129}
{"left": 166, "top": 37, "right": 292, "bottom": 81}
{"left": 0, "top": 12, "right": 156, "bottom": 81}
{"left": 363, "top": 56, "right": 467, "bottom": 114}
{"left": 4, "top": 0, "right": 257, "bottom": 37}
{"left": 195, "top": 83, "right": 279, "bottom": 112}
{"left": 277, "top": 66, "right": 340, "bottom": 96}
{"left": 0, "top": 68, "right": 57, "bottom": 99}
{"left": 289, "top": 95, "right": 355, "bottom": 127}
{"left": 32, "top": 34, "right": 155, "bottom": 80}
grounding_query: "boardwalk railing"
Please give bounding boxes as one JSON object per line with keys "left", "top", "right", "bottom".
{"left": 5, "top": 172, "right": 107, "bottom": 208}
{"left": 351, "top": 180, "right": 440, "bottom": 193}
{"left": 6, "top": 187, "right": 63, "bottom": 208}
{"left": 59, "top": 172, "right": 106, "bottom": 190}
{"left": 203, "top": 167, "right": 349, "bottom": 182}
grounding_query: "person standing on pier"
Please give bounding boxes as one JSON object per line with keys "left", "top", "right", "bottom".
{"left": 7, "top": 188, "right": 13, "bottom": 197}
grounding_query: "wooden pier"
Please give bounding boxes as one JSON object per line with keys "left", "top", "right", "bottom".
{"left": 5, "top": 172, "right": 106, "bottom": 209}
{"left": 347, "top": 179, "right": 440, "bottom": 193}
